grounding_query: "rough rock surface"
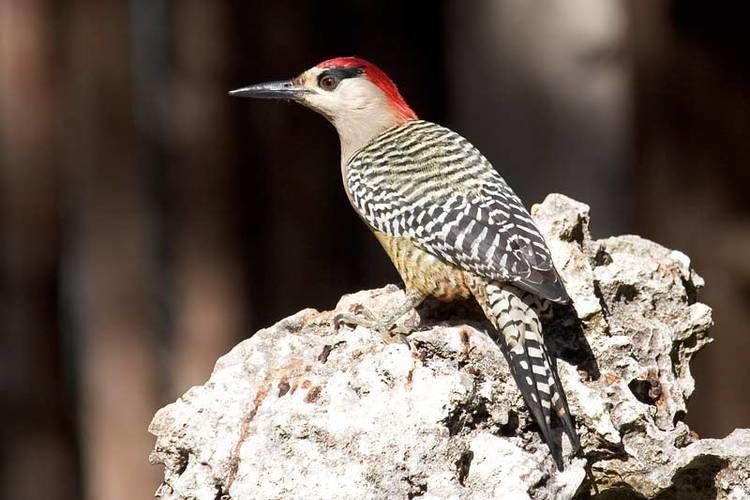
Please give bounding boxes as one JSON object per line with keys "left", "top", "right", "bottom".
{"left": 149, "top": 194, "right": 749, "bottom": 499}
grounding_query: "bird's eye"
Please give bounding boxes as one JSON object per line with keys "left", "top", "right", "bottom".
{"left": 318, "top": 74, "right": 339, "bottom": 91}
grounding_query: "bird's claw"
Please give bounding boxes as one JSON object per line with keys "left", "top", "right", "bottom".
{"left": 332, "top": 311, "right": 370, "bottom": 331}
{"left": 332, "top": 305, "right": 413, "bottom": 348}
{"left": 332, "top": 303, "right": 378, "bottom": 331}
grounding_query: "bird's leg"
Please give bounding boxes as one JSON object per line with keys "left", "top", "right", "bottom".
{"left": 333, "top": 289, "right": 426, "bottom": 345}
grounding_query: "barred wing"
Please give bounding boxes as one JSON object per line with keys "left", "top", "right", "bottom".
{"left": 346, "top": 120, "right": 569, "bottom": 303}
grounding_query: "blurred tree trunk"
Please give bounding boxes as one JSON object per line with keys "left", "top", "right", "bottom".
{"left": 169, "top": 2, "right": 248, "bottom": 395}
{"left": 446, "top": 0, "right": 632, "bottom": 237}
{"left": 630, "top": 1, "right": 750, "bottom": 438}
{"left": 62, "top": 1, "right": 160, "bottom": 498}
{"left": 0, "top": 2, "right": 77, "bottom": 499}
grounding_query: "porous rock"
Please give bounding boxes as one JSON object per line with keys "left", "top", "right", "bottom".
{"left": 149, "top": 194, "right": 748, "bottom": 499}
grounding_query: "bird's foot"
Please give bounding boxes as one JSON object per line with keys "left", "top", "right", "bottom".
{"left": 332, "top": 303, "right": 380, "bottom": 330}
{"left": 333, "top": 304, "right": 412, "bottom": 348}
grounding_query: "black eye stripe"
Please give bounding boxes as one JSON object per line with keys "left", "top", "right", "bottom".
{"left": 318, "top": 67, "right": 365, "bottom": 85}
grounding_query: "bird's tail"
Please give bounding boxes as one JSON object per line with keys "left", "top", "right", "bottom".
{"left": 471, "top": 280, "right": 579, "bottom": 470}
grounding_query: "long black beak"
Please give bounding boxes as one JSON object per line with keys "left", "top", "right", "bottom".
{"left": 228, "top": 79, "right": 306, "bottom": 100}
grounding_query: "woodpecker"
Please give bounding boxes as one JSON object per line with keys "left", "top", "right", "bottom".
{"left": 231, "top": 57, "right": 579, "bottom": 469}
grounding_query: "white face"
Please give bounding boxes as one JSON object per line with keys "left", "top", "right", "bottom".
{"left": 296, "top": 66, "right": 402, "bottom": 159}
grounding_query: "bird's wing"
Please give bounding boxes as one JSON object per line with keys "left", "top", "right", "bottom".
{"left": 346, "top": 120, "right": 568, "bottom": 303}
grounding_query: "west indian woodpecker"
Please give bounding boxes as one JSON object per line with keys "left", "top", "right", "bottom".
{"left": 230, "top": 57, "right": 580, "bottom": 469}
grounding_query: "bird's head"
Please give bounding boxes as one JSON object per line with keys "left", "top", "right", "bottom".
{"left": 230, "top": 57, "right": 417, "bottom": 158}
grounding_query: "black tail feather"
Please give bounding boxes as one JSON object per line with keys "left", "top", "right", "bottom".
{"left": 477, "top": 282, "right": 579, "bottom": 471}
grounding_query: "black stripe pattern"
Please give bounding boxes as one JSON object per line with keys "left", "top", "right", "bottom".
{"left": 346, "top": 120, "right": 569, "bottom": 303}
{"left": 479, "top": 282, "right": 579, "bottom": 469}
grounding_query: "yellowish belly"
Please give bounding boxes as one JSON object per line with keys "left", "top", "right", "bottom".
{"left": 373, "top": 231, "right": 472, "bottom": 302}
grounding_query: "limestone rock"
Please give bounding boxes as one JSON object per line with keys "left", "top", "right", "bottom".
{"left": 150, "top": 194, "right": 747, "bottom": 499}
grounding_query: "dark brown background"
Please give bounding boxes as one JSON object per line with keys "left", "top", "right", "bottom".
{"left": 1, "top": 1, "right": 748, "bottom": 499}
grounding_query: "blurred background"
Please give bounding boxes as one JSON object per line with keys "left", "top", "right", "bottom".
{"left": 1, "top": 1, "right": 748, "bottom": 499}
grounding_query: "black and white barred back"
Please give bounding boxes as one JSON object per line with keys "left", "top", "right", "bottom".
{"left": 346, "top": 120, "right": 568, "bottom": 303}
{"left": 345, "top": 120, "right": 579, "bottom": 465}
